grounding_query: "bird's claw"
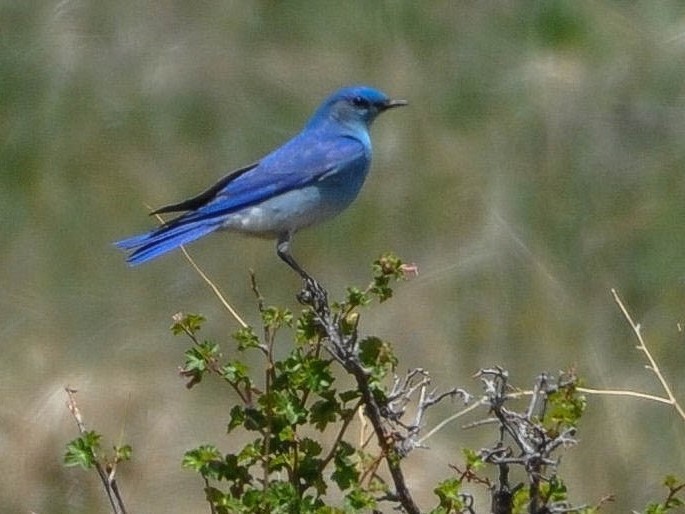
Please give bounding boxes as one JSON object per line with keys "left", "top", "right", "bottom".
{"left": 297, "top": 276, "right": 329, "bottom": 312}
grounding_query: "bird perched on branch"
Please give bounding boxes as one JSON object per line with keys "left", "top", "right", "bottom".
{"left": 115, "top": 85, "right": 407, "bottom": 285}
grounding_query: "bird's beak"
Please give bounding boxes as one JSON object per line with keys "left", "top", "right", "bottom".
{"left": 382, "top": 98, "right": 408, "bottom": 110}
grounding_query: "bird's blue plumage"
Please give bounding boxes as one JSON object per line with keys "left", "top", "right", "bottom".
{"left": 115, "top": 85, "right": 406, "bottom": 274}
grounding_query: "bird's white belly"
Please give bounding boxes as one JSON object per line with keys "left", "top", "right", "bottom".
{"left": 220, "top": 185, "right": 349, "bottom": 238}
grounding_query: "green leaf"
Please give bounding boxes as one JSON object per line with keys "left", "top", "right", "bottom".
{"left": 233, "top": 326, "right": 260, "bottom": 351}
{"left": 370, "top": 253, "right": 405, "bottom": 302}
{"left": 64, "top": 431, "right": 101, "bottom": 469}
{"left": 182, "top": 445, "right": 222, "bottom": 475}
{"left": 298, "top": 439, "right": 326, "bottom": 495}
{"left": 643, "top": 474, "right": 685, "bottom": 512}
{"left": 278, "top": 425, "right": 296, "bottom": 442}
{"left": 269, "top": 390, "right": 307, "bottom": 425}
{"left": 261, "top": 306, "right": 293, "bottom": 330}
{"left": 299, "top": 437, "right": 322, "bottom": 457}
{"left": 545, "top": 382, "right": 586, "bottom": 431}
{"left": 344, "top": 287, "right": 370, "bottom": 308}
{"left": 644, "top": 504, "right": 667, "bottom": 514}
{"left": 338, "top": 389, "right": 361, "bottom": 404}
{"left": 462, "top": 448, "right": 484, "bottom": 471}
{"left": 114, "top": 444, "right": 132, "bottom": 462}
{"left": 309, "top": 395, "right": 339, "bottom": 431}
{"left": 345, "top": 486, "right": 376, "bottom": 510}
{"left": 238, "top": 440, "right": 262, "bottom": 464}
{"left": 180, "top": 340, "right": 221, "bottom": 387}
{"left": 204, "top": 486, "right": 244, "bottom": 512}
{"left": 273, "top": 349, "right": 335, "bottom": 397}
{"left": 315, "top": 507, "right": 346, "bottom": 514}
{"left": 227, "top": 405, "right": 245, "bottom": 432}
{"left": 433, "top": 477, "right": 463, "bottom": 510}
{"left": 668, "top": 499, "right": 684, "bottom": 508}
{"left": 171, "top": 312, "right": 206, "bottom": 336}
{"left": 331, "top": 441, "right": 358, "bottom": 491}
{"left": 664, "top": 475, "right": 678, "bottom": 488}
{"left": 262, "top": 481, "right": 299, "bottom": 510}
{"left": 219, "top": 454, "right": 252, "bottom": 484}
{"left": 358, "top": 336, "right": 397, "bottom": 379}
{"left": 243, "top": 407, "right": 268, "bottom": 432}
{"left": 542, "top": 475, "right": 568, "bottom": 503}
{"left": 295, "top": 309, "right": 325, "bottom": 344}
{"left": 221, "top": 359, "right": 251, "bottom": 385}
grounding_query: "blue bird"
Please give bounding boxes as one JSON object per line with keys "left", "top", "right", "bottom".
{"left": 115, "top": 85, "right": 406, "bottom": 283}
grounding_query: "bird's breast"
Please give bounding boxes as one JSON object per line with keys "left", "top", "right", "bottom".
{"left": 221, "top": 165, "right": 369, "bottom": 237}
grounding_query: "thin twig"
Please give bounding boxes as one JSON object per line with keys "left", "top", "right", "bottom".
{"left": 150, "top": 212, "right": 248, "bottom": 328}
{"left": 179, "top": 246, "right": 248, "bottom": 328}
{"left": 65, "top": 388, "right": 127, "bottom": 514}
{"left": 611, "top": 288, "right": 685, "bottom": 422}
{"left": 417, "top": 397, "right": 487, "bottom": 445}
{"left": 576, "top": 387, "right": 673, "bottom": 405}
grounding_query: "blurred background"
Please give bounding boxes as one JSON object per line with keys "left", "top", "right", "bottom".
{"left": 3, "top": 1, "right": 685, "bottom": 512}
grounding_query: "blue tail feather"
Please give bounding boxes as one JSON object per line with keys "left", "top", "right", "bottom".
{"left": 115, "top": 221, "right": 220, "bottom": 265}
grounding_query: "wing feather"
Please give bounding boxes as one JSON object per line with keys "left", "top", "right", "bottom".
{"left": 160, "top": 134, "right": 366, "bottom": 226}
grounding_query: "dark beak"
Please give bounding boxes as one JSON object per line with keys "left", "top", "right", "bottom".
{"left": 381, "top": 98, "right": 408, "bottom": 110}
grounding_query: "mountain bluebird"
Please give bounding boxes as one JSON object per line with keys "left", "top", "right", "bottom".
{"left": 115, "top": 85, "right": 406, "bottom": 284}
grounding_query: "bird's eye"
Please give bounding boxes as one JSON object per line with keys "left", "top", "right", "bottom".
{"left": 351, "top": 96, "right": 370, "bottom": 109}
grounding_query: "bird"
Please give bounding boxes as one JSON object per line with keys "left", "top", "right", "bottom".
{"left": 115, "top": 85, "right": 407, "bottom": 285}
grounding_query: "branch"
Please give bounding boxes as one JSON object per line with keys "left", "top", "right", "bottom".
{"left": 180, "top": 246, "right": 248, "bottom": 328}
{"left": 65, "top": 388, "right": 128, "bottom": 514}
{"left": 299, "top": 281, "right": 422, "bottom": 514}
{"left": 611, "top": 288, "right": 685, "bottom": 422}
{"left": 151, "top": 211, "right": 248, "bottom": 328}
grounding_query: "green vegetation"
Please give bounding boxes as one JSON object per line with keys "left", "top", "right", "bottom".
{"left": 64, "top": 256, "right": 684, "bottom": 512}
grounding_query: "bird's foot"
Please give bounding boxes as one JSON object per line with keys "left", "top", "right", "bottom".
{"left": 297, "top": 276, "right": 329, "bottom": 313}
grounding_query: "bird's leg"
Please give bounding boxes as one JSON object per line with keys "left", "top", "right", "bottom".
{"left": 276, "top": 235, "right": 328, "bottom": 309}
{"left": 276, "top": 234, "right": 314, "bottom": 281}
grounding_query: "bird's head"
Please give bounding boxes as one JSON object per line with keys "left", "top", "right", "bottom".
{"left": 307, "top": 85, "right": 407, "bottom": 131}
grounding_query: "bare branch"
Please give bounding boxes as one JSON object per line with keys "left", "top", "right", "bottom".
{"left": 611, "top": 288, "right": 685, "bottom": 422}
{"left": 150, "top": 211, "right": 248, "bottom": 329}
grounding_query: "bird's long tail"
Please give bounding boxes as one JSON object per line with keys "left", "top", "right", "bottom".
{"left": 115, "top": 220, "right": 221, "bottom": 265}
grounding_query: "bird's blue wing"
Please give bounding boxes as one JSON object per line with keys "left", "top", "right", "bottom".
{"left": 164, "top": 133, "right": 368, "bottom": 223}
{"left": 150, "top": 161, "right": 259, "bottom": 215}
{"left": 115, "top": 133, "right": 368, "bottom": 264}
